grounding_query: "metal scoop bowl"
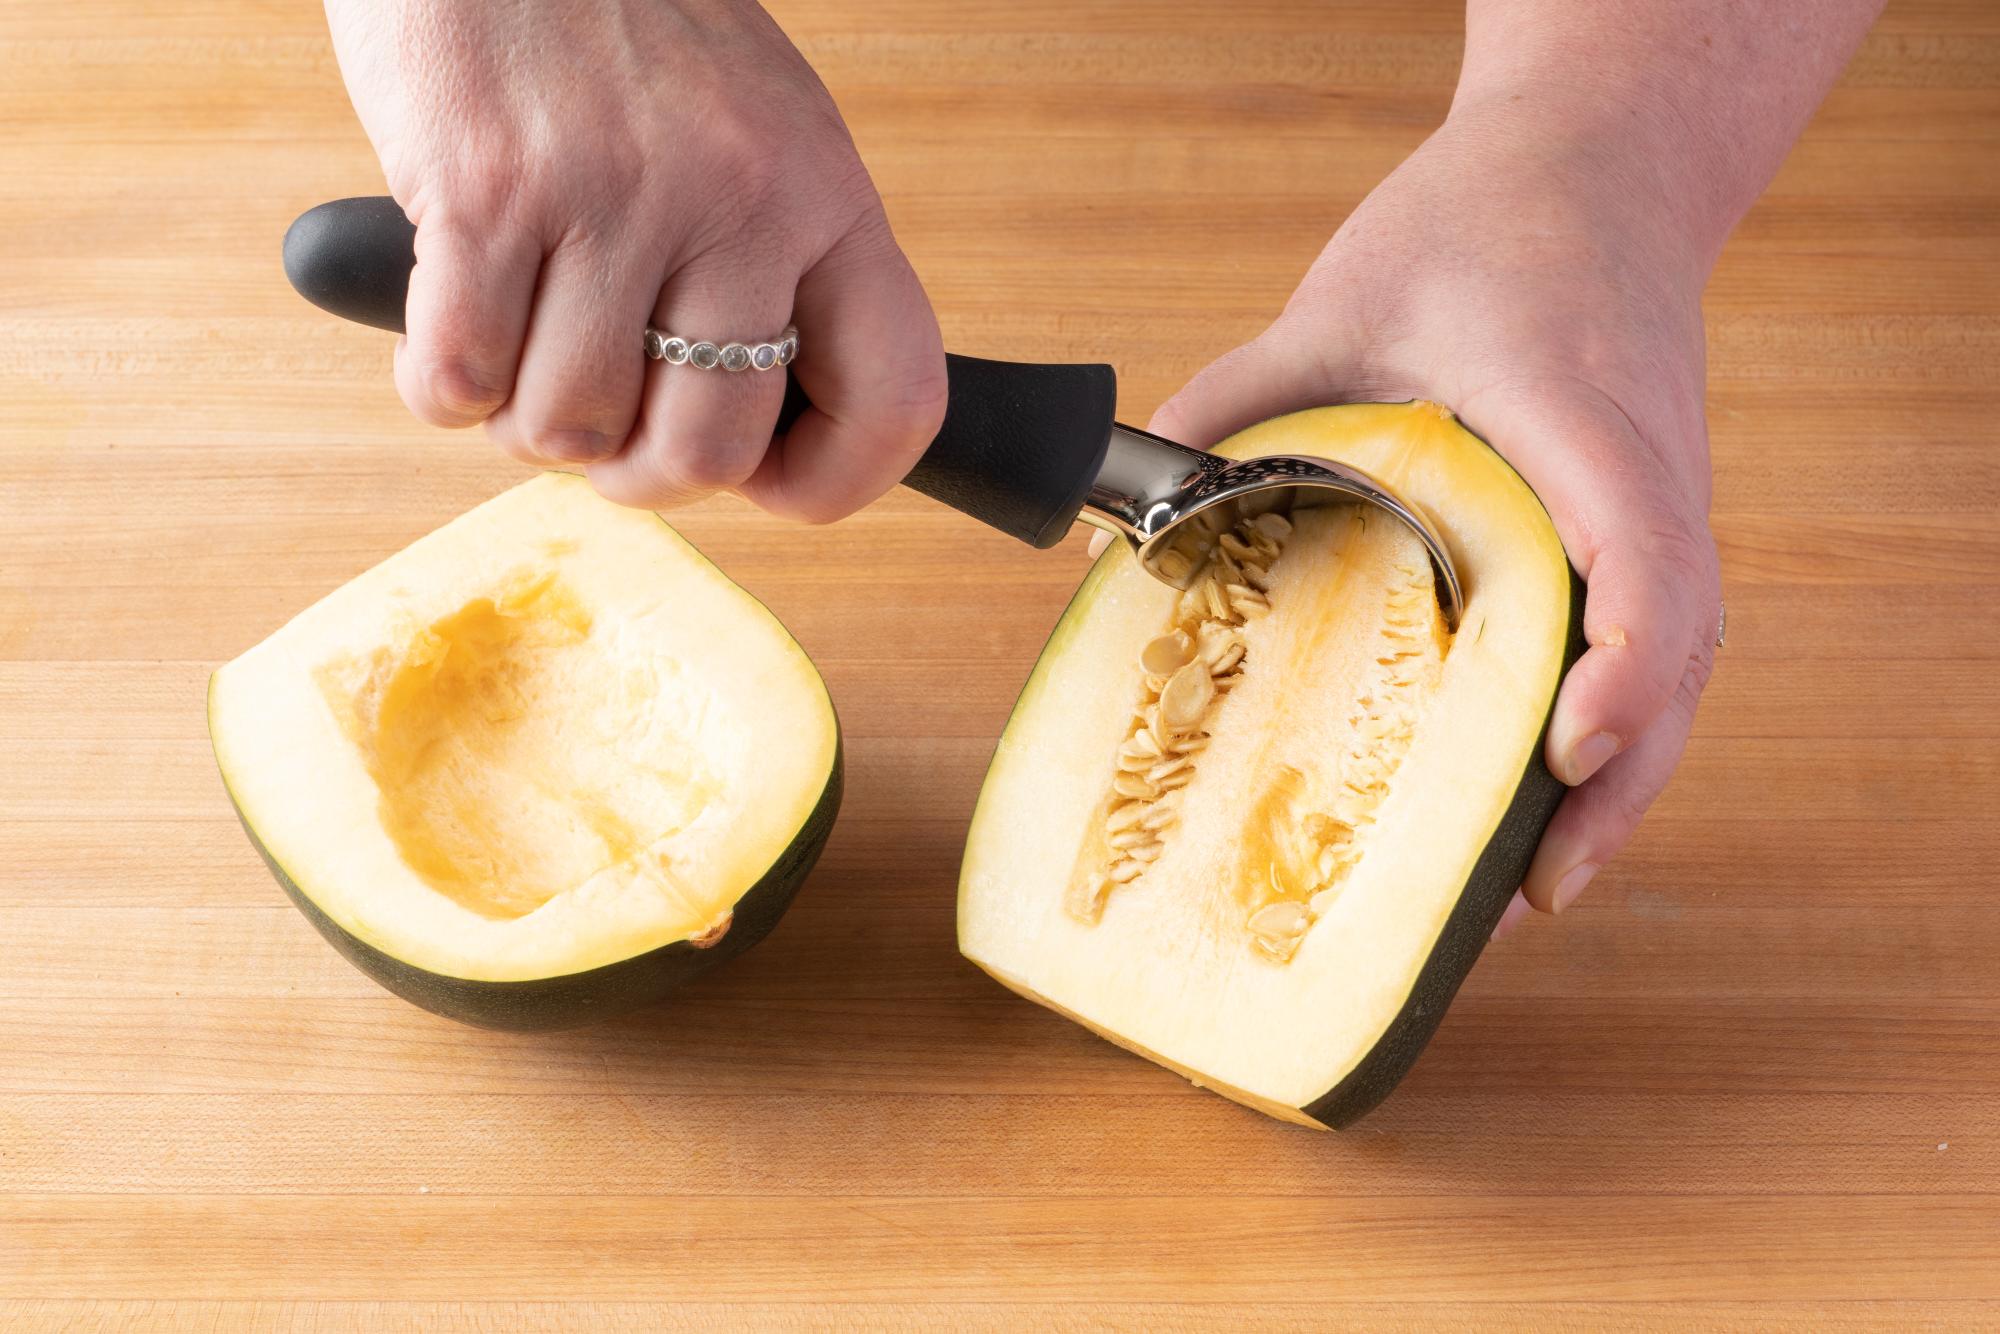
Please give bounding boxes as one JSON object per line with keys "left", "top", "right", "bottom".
{"left": 1083, "top": 424, "right": 1463, "bottom": 628}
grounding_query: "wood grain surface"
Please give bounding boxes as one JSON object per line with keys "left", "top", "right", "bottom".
{"left": 3, "top": 0, "right": 1997, "bottom": 1327}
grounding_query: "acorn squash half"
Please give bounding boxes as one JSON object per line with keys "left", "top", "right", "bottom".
{"left": 958, "top": 402, "right": 1584, "bottom": 1127}
{"left": 209, "top": 474, "right": 840, "bottom": 1030}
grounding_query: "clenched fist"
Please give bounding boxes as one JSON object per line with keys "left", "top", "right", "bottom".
{"left": 325, "top": 0, "right": 947, "bottom": 520}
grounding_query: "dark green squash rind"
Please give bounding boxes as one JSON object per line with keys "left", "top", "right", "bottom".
{"left": 225, "top": 743, "right": 841, "bottom": 1032}
{"left": 1301, "top": 571, "right": 1586, "bottom": 1128}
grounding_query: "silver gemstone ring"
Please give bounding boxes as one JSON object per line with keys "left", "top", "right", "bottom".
{"left": 644, "top": 324, "right": 797, "bottom": 373}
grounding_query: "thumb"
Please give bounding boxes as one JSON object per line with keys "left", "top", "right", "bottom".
{"left": 1087, "top": 321, "right": 1355, "bottom": 556}
{"left": 1150, "top": 318, "right": 1356, "bottom": 450}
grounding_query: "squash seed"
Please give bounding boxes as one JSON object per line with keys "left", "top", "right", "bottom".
{"left": 1106, "top": 800, "right": 1147, "bottom": 834}
{"left": 1160, "top": 662, "right": 1216, "bottom": 729}
{"left": 1140, "top": 629, "right": 1196, "bottom": 675}
{"left": 1248, "top": 900, "right": 1309, "bottom": 940}
{"left": 1201, "top": 577, "right": 1231, "bottom": 622}
{"left": 1305, "top": 813, "right": 1350, "bottom": 842}
{"left": 1084, "top": 507, "right": 1301, "bottom": 923}
{"left": 1229, "top": 591, "right": 1271, "bottom": 620}
{"left": 1113, "top": 771, "right": 1160, "bottom": 801}
{"left": 1196, "top": 624, "right": 1238, "bottom": 666}
{"left": 1120, "top": 731, "right": 1163, "bottom": 761}
{"left": 1253, "top": 933, "right": 1305, "bottom": 963}
{"left": 1250, "top": 512, "right": 1292, "bottom": 541}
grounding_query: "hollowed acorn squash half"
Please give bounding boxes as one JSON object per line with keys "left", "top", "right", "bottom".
{"left": 209, "top": 473, "right": 840, "bottom": 1030}
{"left": 958, "top": 402, "right": 1584, "bottom": 1127}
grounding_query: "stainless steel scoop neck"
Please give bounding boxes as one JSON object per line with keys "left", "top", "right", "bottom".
{"left": 1076, "top": 423, "right": 1466, "bottom": 631}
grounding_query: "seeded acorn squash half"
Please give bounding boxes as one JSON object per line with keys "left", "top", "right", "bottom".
{"left": 958, "top": 401, "right": 1585, "bottom": 1127}
{"left": 209, "top": 474, "right": 841, "bottom": 1030}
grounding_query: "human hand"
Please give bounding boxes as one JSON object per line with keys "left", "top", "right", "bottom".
{"left": 1101, "top": 103, "right": 1725, "bottom": 928}
{"left": 324, "top": 0, "right": 947, "bottom": 520}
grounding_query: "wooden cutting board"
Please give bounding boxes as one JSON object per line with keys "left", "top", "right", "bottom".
{"left": 2, "top": 0, "right": 1996, "bottom": 1326}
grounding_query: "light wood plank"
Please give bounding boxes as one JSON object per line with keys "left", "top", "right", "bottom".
{"left": 1, "top": 1091, "right": 1992, "bottom": 1198}
{"left": 1, "top": 996, "right": 1993, "bottom": 1098}
{"left": 5, "top": 1301, "right": 1997, "bottom": 1334}
{"left": 3, "top": 1194, "right": 1997, "bottom": 1302}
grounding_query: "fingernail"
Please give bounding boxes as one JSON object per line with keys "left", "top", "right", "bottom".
{"left": 1551, "top": 862, "right": 1598, "bottom": 914}
{"left": 1562, "top": 731, "right": 1620, "bottom": 785}
{"left": 1491, "top": 893, "right": 1531, "bottom": 942}
{"left": 539, "top": 429, "right": 616, "bottom": 463}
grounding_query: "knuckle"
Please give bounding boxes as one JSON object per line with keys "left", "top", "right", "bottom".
{"left": 702, "top": 109, "right": 786, "bottom": 199}
{"left": 545, "top": 429, "right": 620, "bottom": 465}
{"left": 486, "top": 426, "right": 549, "bottom": 470}
{"left": 533, "top": 426, "right": 619, "bottom": 465}
{"left": 613, "top": 426, "right": 759, "bottom": 506}
{"left": 1675, "top": 645, "right": 1717, "bottom": 719}
{"left": 506, "top": 399, "right": 622, "bottom": 463}
{"left": 662, "top": 119, "right": 785, "bottom": 246}
{"left": 418, "top": 358, "right": 506, "bottom": 420}
{"left": 662, "top": 436, "right": 759, "bottom": 494}
{"left": 520, "top": 381, "right": 631, "bottom": 442}
{"left": 434, "top": 161, "right": 522, "bottom": 230}
{"left": 1636, "top": 509, "right": 1717, "bottom": 585}
{"left": 586, "top": 463, "right": 651, "bottom": 510}
{"left": 882, "top": 358, "right": 950, "bottom": 449}
{"left": 1607, "top": 783, "right": 1655, "bottom": 835}
{"left": 590, "top": 147, "right": 648, "bottom": 217}
{"left": 588, "top": 467, "right": 665, "bottom": 512}
{"left": 417, "top": 183, "right": 535, "bottom": 259}
{"left": 1586, "top": 763, "right": 1668, "bottom": 837}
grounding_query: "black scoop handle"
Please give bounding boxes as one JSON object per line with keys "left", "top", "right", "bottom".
{"left": 284, "top": 197, "right": 1115, "bottom": 549}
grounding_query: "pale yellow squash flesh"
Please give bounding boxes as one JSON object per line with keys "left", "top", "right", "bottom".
{"left": 957, "top": 403, "right": 1574, "bottom": 1125}
{"left": 210, "top": 474, "right": 838, "bottom": 983}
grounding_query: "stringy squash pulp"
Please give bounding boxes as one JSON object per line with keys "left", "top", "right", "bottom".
{"left": 957, "top": 402, "right": 1581, "bottom": 1127}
